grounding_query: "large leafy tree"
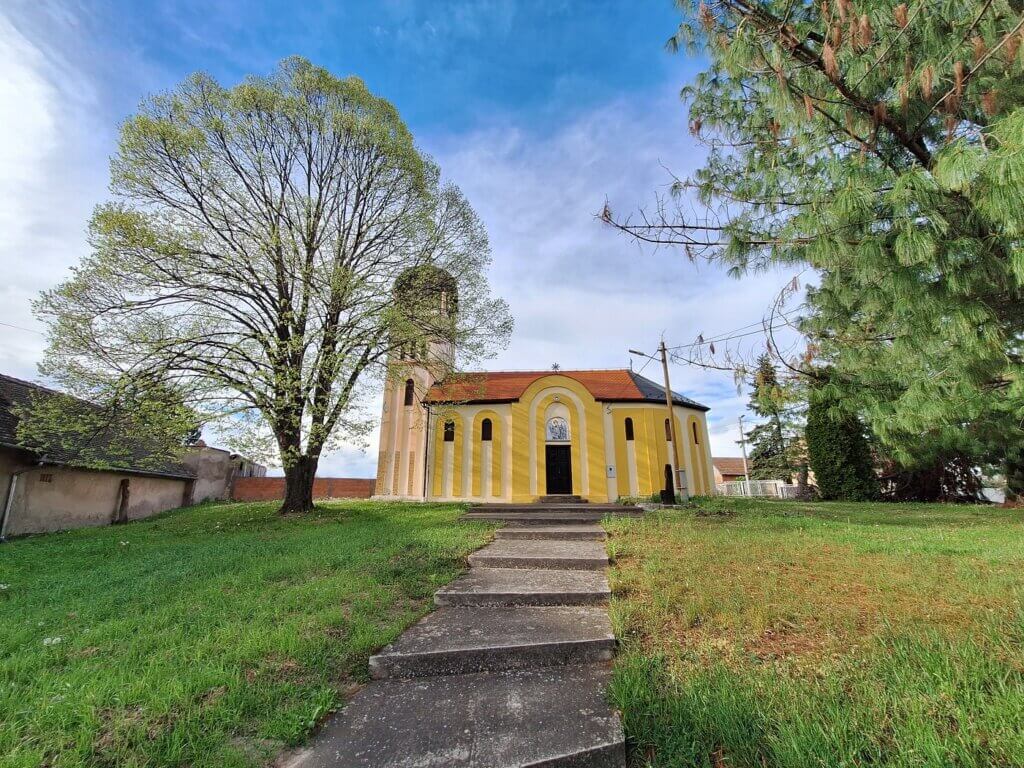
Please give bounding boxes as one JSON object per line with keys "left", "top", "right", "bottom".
{"left": 606, "top": 1, "right": 1024, "bottom": 502}
{"left": 34, "top": 57, "right": 511, "bottom": 512}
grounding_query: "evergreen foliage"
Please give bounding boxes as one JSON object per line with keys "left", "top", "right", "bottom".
{"left": 879, "top": 451, "right": 988, "bottom": 502}
{"left": 609, "top": 2, "right": 1024, "bottom": 498}
{"left": 745, "top": 353, "right": 805, "bottom": 481}
{"left": 1005, "top": 444, "right": 1024, "bottom": 503}
{"left": 745, "top": 421, "right": 789, "bottom": 480}
{"left": 806, "top": 382, "right": 879, "bottom": 500}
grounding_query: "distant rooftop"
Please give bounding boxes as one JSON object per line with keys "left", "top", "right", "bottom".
{"left": 0, "top": 373, "right": 195, "bottom": 480}
{"left": 712, "top": 457, "right": 747, "bottom": 476}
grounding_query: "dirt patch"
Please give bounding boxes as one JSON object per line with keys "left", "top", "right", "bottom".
{"left": 93, "top": 705, "right": 175, "bottom": 754}
{"left": 198, "top": 685, "right": 227, "bottom": 707}
{"left": 250, "top": 655, "right": 312, "bottom": 685}
{"left": 745, "top": 624, "right": 830, "bottom": 660}
{"left": 230, "top": 736, "right": 284, "bottom": 764}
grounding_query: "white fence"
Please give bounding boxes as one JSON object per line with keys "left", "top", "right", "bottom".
{"left": 716, "top": 480, "right": 801, "bottom": 498}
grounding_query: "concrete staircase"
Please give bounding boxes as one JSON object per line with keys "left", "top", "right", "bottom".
{"left": 463, "top": 501, "right": 643, "bottom": 526}
{"left": 288, "top": 516, "right": 626, "bottom": 768}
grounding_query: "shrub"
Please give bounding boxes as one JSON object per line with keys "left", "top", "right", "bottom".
{"left": 806, "top": 391, "right": 879, "bottom": 501}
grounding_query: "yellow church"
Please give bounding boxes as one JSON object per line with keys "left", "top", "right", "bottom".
{"left": 373, "top": 270, "right": 715, "bottom": 503}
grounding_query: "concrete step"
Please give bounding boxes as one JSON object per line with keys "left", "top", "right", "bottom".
{"left": 464, "top": 512, "right": 641, "bottom": 525}
{"left": 286, "top": 664, "right": 625, "bottom": 767}
{"left": 495, "top": 524, "right": 607, "bottom": 541}
{"left": 468, "top": 539, "right": 610, "bottom": 570}
{"left": 472, "top": 503, "right": 637, "bottom": 512}
{"left": 368, "top": 606, "right": 614, "bottom": 679}
{"left": 435, "top": 567, "right": 610, "bottom": 607}
{"left": 539, "top": 494, "right": 588, "bottom": 503}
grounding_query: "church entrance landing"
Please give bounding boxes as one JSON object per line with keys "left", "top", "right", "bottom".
{"left": 544, "top": 445, "right": 573, "bottom": 495}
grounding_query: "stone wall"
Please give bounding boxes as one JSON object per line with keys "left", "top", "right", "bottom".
{"left": 231, "top": 477, "right": 375, "bottom": 502}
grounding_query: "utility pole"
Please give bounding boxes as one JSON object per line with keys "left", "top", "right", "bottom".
{"left": 629, "top": 341, "right": 687, "bottom": 500}
{"left": 738, "top": 414, "right": 750, "bottom": 496}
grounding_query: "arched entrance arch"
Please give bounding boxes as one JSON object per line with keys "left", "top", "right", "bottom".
{"left": 526, "top": 385, "right": 590, "bottom": 496}
{"left": 543, "top": 401, "right": 572, "bottom": 495}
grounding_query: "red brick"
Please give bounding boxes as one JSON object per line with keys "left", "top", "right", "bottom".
{"left": 231, "top": 477, "right": 374, "bottom": 502}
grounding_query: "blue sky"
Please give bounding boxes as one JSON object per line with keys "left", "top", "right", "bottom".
{"left": 0, "top": 1, "right": 801, "bottom": 475}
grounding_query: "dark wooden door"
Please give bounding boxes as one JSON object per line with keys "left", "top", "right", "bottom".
{"left": 545, "top": 445, "right": 573, "bottom": 495}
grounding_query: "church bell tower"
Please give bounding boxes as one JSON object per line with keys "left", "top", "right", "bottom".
{"left": 374, "top": 266, "right": 457, "bottom": 499}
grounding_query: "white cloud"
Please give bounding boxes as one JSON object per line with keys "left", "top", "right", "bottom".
{"left": 0, "top": 9, "right": 108, "bottom": 380}
{"left": 423, "top": 87, "right": 803, "bottom": 462}
{"left": 0, "top": 13, "right": 798, "bottom": 477}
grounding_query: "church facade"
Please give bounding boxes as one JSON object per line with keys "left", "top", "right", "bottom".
{"left": 374, "top": 360, "right": 715, "bottom": 504}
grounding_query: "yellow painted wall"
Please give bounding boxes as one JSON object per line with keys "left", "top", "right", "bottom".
{"left": 470, "top": 409, "right": 503, "bottom": 497}
{"left": 423, "top": 380, "right": 715, "bottom": 502}
{"left": 510, "top": 375, "right": 607, "bottom": 503}
{"left": 686, "top": 414, "right": 712, "bottom": 494}
{"left": 610, "top": 409, "right": 684, "bottom": 497}
{"left": 431, "top": 411, "right": 464, "bottom": 498}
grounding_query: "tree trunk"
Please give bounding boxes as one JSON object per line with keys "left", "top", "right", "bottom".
{"left": 281, "top": 454, "right": 318, "bottom": 513}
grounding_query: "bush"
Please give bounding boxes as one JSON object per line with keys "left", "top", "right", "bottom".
{"left": 806, "top": 392, "right": 879, "bottom": 501}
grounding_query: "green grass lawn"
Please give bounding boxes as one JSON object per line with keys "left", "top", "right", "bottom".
{"left": 605, "top": 497, "right": 1024, "bottom": 768}
{"left": 0, "top": 500, "right": 492, "bottom": 768}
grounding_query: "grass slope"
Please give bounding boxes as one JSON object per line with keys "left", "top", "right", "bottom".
{"left": 0, "top": 500, "right": 492, "bottom": 768}
{"left": 605, "top": 498, "right": 1024, "bottom": 768}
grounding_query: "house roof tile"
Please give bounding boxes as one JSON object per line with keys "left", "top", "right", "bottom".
{"left": 423, "top": 369, "right": 709, "bottom": 410}
{"left": 712, "top": 457, "right": 747, "bottom": 476}
{"left": 0, "top": 373, "right": 195, "bottom": 480}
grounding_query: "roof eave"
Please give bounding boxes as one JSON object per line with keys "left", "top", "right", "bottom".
{"left": 422, "top": 397, "right": 519, "bottom": 406}
{"left": 594, "top": 396, "right": 711, "bottom": 412}
{"left": 0, "top": 443, "right": 195, "bottom": 480}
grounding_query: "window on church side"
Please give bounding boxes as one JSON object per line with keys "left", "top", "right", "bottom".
{"left": 443, "top": 420, "right": 455, "bottom": 442}
{"left": 664, "top": 418, "right": 672, "bottom": 441}
{"left": 624, "top": 417, "right": 634, "bottom": 441}
{"left": 692, "top": 421, "right": 699, "bottom": 444}
{"left": 481, "top": 418, "right": 492, "bottom": 441}
{"left": 404, "top": 378, "right": 415, "bottom": 406}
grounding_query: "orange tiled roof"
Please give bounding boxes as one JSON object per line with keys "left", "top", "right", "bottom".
{"left": 712, "top": 457, "right": 747, "bottom": 476}
{"left": 423, "top": 369, "right": 708, "bottom": 410}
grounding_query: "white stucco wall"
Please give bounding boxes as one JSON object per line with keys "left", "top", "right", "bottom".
{"left": 181, "top": 445, "right": 234, "bottom": 503}
{"left": 1, "top": 448, "right": 188, "bottom": 537}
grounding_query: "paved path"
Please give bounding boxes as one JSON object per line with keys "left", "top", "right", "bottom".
{"left": 287, "top": 513, "right": 626, "bottom": 768}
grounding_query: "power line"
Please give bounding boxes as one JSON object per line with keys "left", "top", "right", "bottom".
{"left": 668, "top": 306, "right": 804, "bottom": 351}
{"left": 0, "top": 321, "right": 44, "bottom": 335}
{"left": 667, "top": 321, "right": 799, "bottom": 352}
{"left": 634, "top": 355, "right": 654, "bottom": 376}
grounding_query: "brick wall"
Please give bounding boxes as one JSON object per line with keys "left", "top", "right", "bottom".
{"left": 231, "top": 477, "right": 375, "bottom": 502}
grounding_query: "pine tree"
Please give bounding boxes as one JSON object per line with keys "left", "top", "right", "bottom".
{"left": 1006, "top": 445, "right": 1024, "bottom": 504}
{"left": 745, "top": 354, "right": 796, "bottom": 481}
{"left": 608, "top": 2, "right": 1024, "bottom": 493}
{"left": 806, "top": 381, "right": 879, "bottom": 501}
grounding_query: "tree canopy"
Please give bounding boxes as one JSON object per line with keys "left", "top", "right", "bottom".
{"left": 606, "top": 1, "right": 1024, "bottom": 500}
{"left": 33, "top": 57, "right": 511, "bottom": 511}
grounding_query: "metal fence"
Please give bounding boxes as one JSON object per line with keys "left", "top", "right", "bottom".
{"left": 715, "top": 479, "right": 801, "bottom": 498}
